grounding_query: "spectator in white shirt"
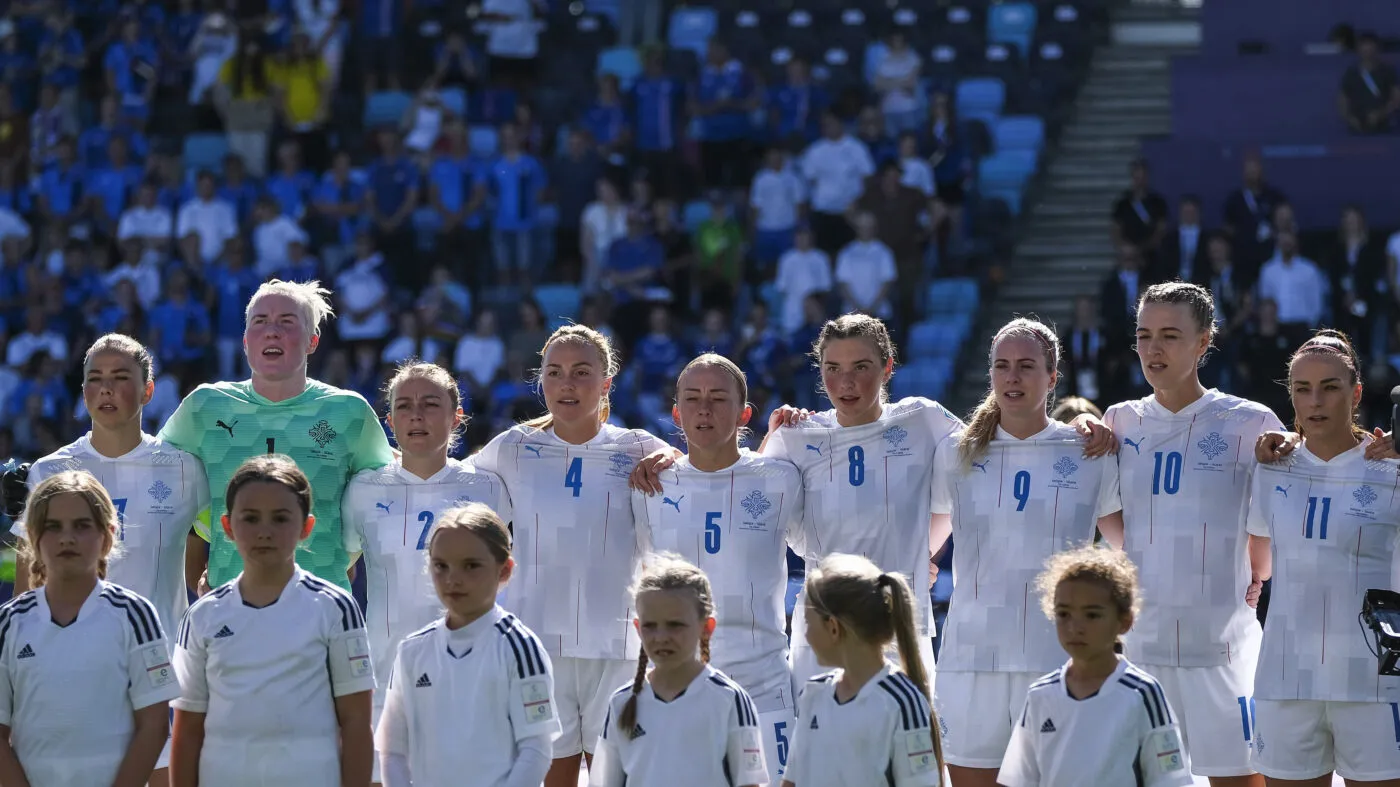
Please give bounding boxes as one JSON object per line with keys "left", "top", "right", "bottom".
{"left": 107, "top": 240, "right": 162, "bottom": 309}
{"left": 188, "top": 12, "right": 238, "bottom": 104}
{"left": 580, "top": 177, "right": 628, "bottom": 293}
{"left": 381, "top": 311, "right": 445, "bottom": 366}
{"left": 749, "top": 147, "right": 807, "bottom": 272}
{"left": 834, "top": 212, "right": 896, "bottom": 319}
{"left": 802, "top": 111, "right": 875, "bottom": 255}
{"left": 872, "top": 31, "right": 923, "bottom": 134}
{"left": 774, "top": 226, "right": 832, "bottom": 335}
{"left": 251, "top": 195, "right": 308, "bottom": 278}
{"left": 334, "top": 247, "right": 391, "bottom": 351}
{"left": 1257, "top": 230, "right": 1329, "bottom": 345}
{"left": 897, "top": 132, "right": 934, "bottom": 197}
{"left": 176, "top": 171, "right": 238, "bottom": 265}
{"left": 5, "top": 308, "right": 68, "bottom": 368}
{"left": 480, "top": 0, "right": 545, "bottom": 90}
{"left": 453, "top": 308, "right": 506, "bottom": 400}
{"left": 117, "top": 181, "right": 173, "bottom": 257}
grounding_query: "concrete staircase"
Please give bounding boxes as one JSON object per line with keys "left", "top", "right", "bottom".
{"left": 948, "top": 2, "right": 1199, "bottom": 413}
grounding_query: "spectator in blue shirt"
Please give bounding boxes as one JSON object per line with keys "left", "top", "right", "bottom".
{"left": 367, "top": 127, "right": 422, "bottom": 286}
{"left": 265, "top": 139, "right": 316, "bottom": 219}
{"left": 482, "top": 122, "right": 546, "bottom": 288}
{"left": 604, "top": 210, "right": 665, "bottom": 348}
{"left": 693, "top": 40, "right": 753, "bottom": 191}
{"left": 0, "top": 25, "right": 35, "bottom": 114}
{"left": 78, "top": 94, "right": 151, "bottom": 169}
{"left": 632, "top": 304, "right": 684, "bottom": 394}
{"left": 95, "top": 275, "right": 145, "bottom": 338}
{"left": 855, "top": 106, "right": 897, "bottom": 166}
{"left": 37, "top": 136, "right": 84, "bottom": 224}
{"left": 204, "top": 235, "right": 258, "bottom": 380}
{"left": 104, "top": 17, "right": 160, "bottom": 126}
{"left": 692, "top": 307, "right": 736, "bottom": 359}
{"left": 8, "top": 354, "right": 71, "bottom": 425}
{"left": 58, "top": 241, "right": 103, "bottom": 317}
{"left": 736, "top": 301, "right": 787, "bottom": 393}
{"left": 788, "top": 293, "right": 828, "bottom": 410}
{"left": 428, "top": 119, "right": 489, "bottom": 289}
{"left": 218, "top": 152, "right": 261, "bottom": 227}
{"left": 584, "top": 73, "right": 630, "bottom": 156}
{"left": 358, "top": 0, "right": 403, "bottom": 93}
{"left": 85, "top": 136, "right": 143, "bottom": 237}
{"left": 278, "top": 237, "right": 322, "bottom": 283}
{"left": 147, "top": 265, "right": 211, "bottom": 388}
{"left": 769, "top": 57, "right": 829, "bottom": 143}
{"left": 312, "top": 149, "right": 366, "bottom": 256}
{"left": 37, "top": 10, "right": 85, "bottom": 124}
{"left": 630, "top": 49, "right": 686, "bottom": 198}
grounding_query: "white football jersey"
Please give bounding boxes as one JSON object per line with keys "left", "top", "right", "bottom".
{"left": 0, "top": 583, "right": 179, "bottom": 787}
{"left": 1246, "top": 440, "right": 1400, "bottom": 703}
{"left": 765, "top": 397, "right": 963, "bottom": 638}
{"left": 1105, "top": 390, "right": 1281, "bottom": 667}
{"left": 173, "top": 567, "right": 377, "bottom": 773}
{"left": 342, "top": 458, "right": 513, "bottom": 698}
{"left": 932, "top": 423, "right": 1120, "bottom": 673}
{"left": 13, "top": 433, "right": 210, "bottom": 639}
{"left": 375, "top": 606, "right": 561, "bottom": 786}
{"left": 632, "top": 452, "right": 803, "bottom": 710}
{"left": 591, "top": 664, "right": 769, "bottom": 787}
{"left": 998, "top": 659, "right": 1192, "bottom": 787}
{"left": 784, "top": 664, "right": 940, "bottom": 787}
{"left": 471, "top": 423, "right": 667, "bottom": 660}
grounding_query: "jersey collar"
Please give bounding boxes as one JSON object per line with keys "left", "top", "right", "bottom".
{"left": 35, "top": 580, "right": 105, "bottom": 628}
{"left": 993, "top": 422, "right": 1062, "bottom": 442}
{"left": 72, "top": 432, "right": 159, "bottom": 462}
{"left": 392, "top": 459, "right": 461, "bottom": 485}
{"left": 436, "top": 604, "right": 508, "bottom": 654}
{"left": 1294, "top": 433, "right": 1371, "bottom": 467}
{"left": 1142, "top": 388, "right": 1223, "bottom": 420}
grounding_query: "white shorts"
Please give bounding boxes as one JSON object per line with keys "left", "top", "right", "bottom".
{"left": 1148, "top": 652, "right": 1259, "bottom": 777}
{"left": 935, "top": 670, "right": 1041, "bottom": 769}
{"left": 554, "top": 656, "right": 636, "bottom": 758}
{"left": 790, "top": 604, "right": 937, "bottom": 689}
{"left": 155, "top": 737, "right": 171, "bottom": 770}
{"left": 1252, "top": 699, "right": 1400, "bottom": 781}
{"left": 760, "top": 706, "right": 798, "bottom": 784}
{"left": 199, "top": 743, "right": 340, "bottom": 787}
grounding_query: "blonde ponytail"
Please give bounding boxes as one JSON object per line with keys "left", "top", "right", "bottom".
{"left": 957, "top": 392, "right": 1001, "bottom": 469}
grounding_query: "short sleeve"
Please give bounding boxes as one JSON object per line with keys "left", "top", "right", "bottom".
{"left": 995, "top": 697, "right": 1039, "bottom": 787}
{"left": 157, "top": 388, "right": 204, "bottom": 457}
{"left": 782, "top": 465, "right": 807, "bottom": 554}
{"left": 587, "top": 703, "right": 626, "bottom": 787}
{"left": 919, "top": 399, "right": 965, "bottom": 451}
{"left": 1245, "top": 465, "right": 1271, "bottom": 538}
{"left": 341, "top": 478, "right": 368, "bottom": 556}
{"left": 171, "top": 609, "right": 210, "bottom": 713}
{"left": 470, "top": 430, "right": 509, "bottom": 477}
{"left": 630, "top": 490, "right": 653, "bottom": 556}
{"left": 373, "top": 647, "right": 410, "bottom": 756}
{"left": 783, "top": 686, "right": 812, "bottom": 786}
{"left": 724, "top": 688, "right": 768, "bottom": 786}
{"left": 126, "top": 630, "right": 180, "bottom": 711}
{"left": 929, "top": 434, "right": 957, "bottom": 515}
{"left": 1138, "top": 723, "right": 1193, "bottom": 787}
{"left": 485, "top": 469, "right": 514, "bottom": 526}
{"left": 1094, "top": 456, "right": 1122, "bottom": 519}
{"left": 349, "top": 398, "right": 394, "bottom": 474}
{"left": 0, "top": 624, "right": 14, "bottom": 727}
{"left": 505, "top": 632, "right": 561, "bottom": 742}
{"left": 888, "top": 698, "right": 940, "bottom": 787}
{"left": 189, "top": 453, "right": 212, "bottom": 538}
{"left": 324, "top": 598, "right": 376, "bottom": 697}
{"left": 762, "top": 424, "right": 793, "bottom": 463}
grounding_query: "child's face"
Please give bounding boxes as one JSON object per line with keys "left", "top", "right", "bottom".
{"left": 1052, "top": 579, "right": 1131, "bottom": 660}
{"left": 801, "top": 602, "right": 841, "bottom": 667}
{"left": 634, "top": 589, "right": 711, "bottom": 669}
{"left": 36, "top": 492, "right": 111, "bottom": 581}
{"left": 388, "top": 376, "right": 461, "bottom": 460}
{"left": 221, "top": 482, "right": 312, "bottom": 570}
{"left": 429, "top": 528, "right": 511, "bottom": 624}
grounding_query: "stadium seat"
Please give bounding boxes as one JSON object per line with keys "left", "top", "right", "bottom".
{"left": 682, "top": 200, "right": 712, "bottom": 233}
{"left": 668, "top": 6, "right": 718, "bottom": 58}
{"left": 597, "top": 47, "right": 643, "bottom": 88}
{"left": 987, "top": 2, "right": 1038, "bottom": 56}
{"left": 183, "top": 133, "right": 230, "bottom": 173}
{"left": 926, "top": 278, "right": 981, "bottom": 314}
{"left": 993, "top": 115, "right": 1046, "bottom": 154}
{"left": 980, "top": 184, "right": 1025, "bottom": 216}
{"left": 469, "top": 125, "right": 500, "bottom": 158}
{"left": 533, "top": 284, "right": 582, "bottom": 323}
{"left": 439, "top": 87, "right": 468, "bottom": 118}
{"left": 363, "top": 90, "right": 412, "bottom": 128}
{"left": 955, "top": 77, "right": 1006, "bottom": 124}
{"left": 863, "top": 41, "right": 888, "bottom": 85}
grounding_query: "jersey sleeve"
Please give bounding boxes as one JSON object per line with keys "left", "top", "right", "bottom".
{"left": 373, "top": 647, "right": 411, "bottom": 756}
{"left": 505, "top": 630, "right": 561, "bottom": 742}
{"left": 588, "top": 700, "right": 626, "bottom": 787}
{"left": 341, "top": 475, "right": 370, "bottom": 557}
{"left": 189, "top": 452, "right": 212, "bottom": 539}
{"left": 630, "top": 490, "right": 653, "bottom": 557}
{"left": 919, "top": 398, "right": 966, "bottom": 449}
{"left": 781, "top": 463, "right": 807, "bottom": 554}
{"left": 783, "top": 684, "right": 814, "bottom": 786}
{"left": 761, "top": 424, "right": 794, "bottom": 463}
{"left": 995, "top": 696, "right": 1040, "bottom": 787}
{"left": 124, "top": 600, "right": 181, "bottom": 710}
{"left": 1245, "top": 465, "right": 1271, "bottom": 538}
{"left": 929, "top": 434, "right": 957, "bottom": 515}
{"left": 1094, "top": 455, "right": 1123, "bottom": 519}
{"left": 157, "top": 387, "right": 207, "bottom": 457}
{"left": 725, "top": 686, "right": 768, "bottom": 785}
{"left": 1137, "top": 719, "right": 1193, "bottom": 786}
{"left": 1100, "top": 407, "right": 1126, "bottom": 513}
{"left": 171, "top": 608, "right": 210, "bottom": 713}
{"left": 485, "top": 469, "right": 514, "bottom": 526}
{"left": 887, "top": 689, "right": 940, "bottom": 787}
{"left": 469, "top": 429, "right": 509, "bottom": 477}
{"left": 348, "top": 398, "right": 394, "bottom": 474}
{"left": 323, "top": 592, "right": 377, "bottom": 697}
{"left": 0, "top": 612, "right": 14, "bottom": 726}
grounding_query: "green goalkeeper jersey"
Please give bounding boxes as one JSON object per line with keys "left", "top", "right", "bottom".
{"left": 159, "top": 378, "right": 393, "bottom": 589}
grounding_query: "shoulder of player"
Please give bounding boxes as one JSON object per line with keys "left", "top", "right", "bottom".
{"left": 735, "top": 451, "right": 801, "bottom": 482}
{"left": 184, "top": 380, "right": 246, "bottom": 404}
{"left": 888, "top": 396, "right": 962, "bottom": 430}
{"left": 1115, "top": 663, "right": 1175, "bottom": 729}
{"left": 1201, "top": 392, "right": 1279, "bottom": 426}
{"left": 294, "top": 573, "right": 366, "bottom": 632}
{"left": 306, "top": 379, "right": 378, "bottom": 414}
{"left": 597, "top": 423, "right": 665, "bottom": 451}
{"left": 0, "top": 591, "right": 40, "bottom": 654}
{"left": 873, "top": 670, "right": 933, "bottom": 731}
{"left": 96, "top": 582, "right": 164, "bottom": 645}
{"left": 28, "top": 449, "right": 79, "bottom": 483}
{"left": 395, "top": 619, "right": 441, "bottom": 660}
{"left": 1023, "top": 669, "right": 1064, "bottom": 700}
{"left": 182, "top": 581, "right": 237, "bottom": 621}
{"left": 702, "top": 667, "right": 761, "bottom": 726}
{"left": 347, "top": 463, "right": 403, "bottom": 489}
{"left": 490, "top": 611, "right": 550, "bottom": 679}
{"left": 444, "top": 459, "right": 505, "bottom": 486}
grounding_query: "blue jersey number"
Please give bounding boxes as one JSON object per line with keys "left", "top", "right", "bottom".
{"left": 1012, "top": 471, "right": 1030, "bottom": 512}
{"left": 564, "top": 457, "right": 583, "bottom": 498}
{"left": 848, "top": 446, "right": 865, "bottom": 487}
{"left": 773, "top": 720, "right": 789, "bottom": 768}
{"left": 1152, "top": 451, "right": 1182, "bottom": 495}
{"left": 415, "top": 511, "right": 435, "bottom": 549}
{"left": 704, "top": 511, "right": 722, "bottom": 554}
{"left": 1304, "top": 496, "right": 1331, "bottom": 540}
{"left": 112, "top": 497, "right": 128, "bottom": 541}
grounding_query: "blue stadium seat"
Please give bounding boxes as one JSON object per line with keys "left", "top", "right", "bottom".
{"left": 954, "top": 77, "right": 1006, "bottom": 124}
{"left": 363, "top": 90, "right": 412, "bottom": 128}
{"left": 469, "top": 125, "right": 500, "bottom": 158}
{"left": 978, "top": 149, "right": 1038, "bottom": 185}
{"left": 597, "top": 47, "right": 643, "bottom": 88}
{"left": 987, "top": 2, "right": 1037, "bottom": 57}
{"left": 980, "top": 184, "right": 1025, "bottom": 216}
{"left": 439, "top": 87, "right": 468, "bottom": 118}
{"left": 682, "top": 200, "right": 712, "bottom": 233}
{"left": 993, "top": 115, "right": 1046, "bottom": 154}
{"left": 926, "top": 278, "right": 980, "bottom": 314}
{"left": 892, "top": 358, "right": 952, "bottom": 400}
{"left": 863, "top": 41, "right": 888, "bottom": 85}
{"left": 533, "top": 284, "right": 582, "bottom": 323}
{"left": 183, "top": 133, "right": 229, "bottom": 173}
{"left": 667, "top": 7, "right": 718, "bottom": 58}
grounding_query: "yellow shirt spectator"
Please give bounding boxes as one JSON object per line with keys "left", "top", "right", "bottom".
{"left": 270, "top": 56, "right": 330, "bottom": 129}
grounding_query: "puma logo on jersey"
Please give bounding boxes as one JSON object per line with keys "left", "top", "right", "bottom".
{"left": 1040, "top": 718, "right": 1056, "bottom": 733}
{"left": 1275, "top": 485, "right": 1291, "bottom": 498}
{"left": 16, "top": 644, "right": 34, "bottom": 659}
{"left": 971, "top": 460, "right": 989, "bottom": 473}
{"left": 415, "top": 673, "right": 432, "bottom": 688}
{"left": 805, "top": 444, "right": 823, "bottom": 455}
{"left": 213, "top": 625, "right": 235, "bottom": 639}
{"left": 376, "top": 501, "right": 393, "bottom": 514}
{"left": 524, "top": 445, "right": 544, "bottom": 458}
{"left": 628, "top": 724, "right": 647, "bottom": 740}
{"left": 216, "top": 419, "right": 238, "bottom": 436}
{"left": 1122, "top": 437, "right": 1143, "bottom": 454}
{"left": 810, "top": 716, "right": 819, "bottom": 729}
{"left": 662, "top": 496, "right": 684, "bottom": 512}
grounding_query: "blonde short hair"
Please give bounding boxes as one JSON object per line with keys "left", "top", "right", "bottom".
{"left": 245, "top": 279, "right": 335, "bottom": 337}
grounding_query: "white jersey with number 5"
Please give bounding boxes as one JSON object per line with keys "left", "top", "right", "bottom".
{"left": 14, "top": 434, "right": 209, "bottom": 640}
{"left": 632, "top": 452, "right": 803, "bottom": 707}
{"left": 1104, "top": 390, "right": 1281, "bottom": 667}
{"left": 342, "top": 458, "right": 513, "bottom": 700}
{"left": 471, "top": 423, "right": 668, "bottom": 660}
{"left": 765, "top": 397, "right": 963, "bottom": 638}
{"left": 932, "top": 423, "right": 1120, "bottom": 673}
{"left": 1246, "top": 441, "right": 1400, "bottom": 703}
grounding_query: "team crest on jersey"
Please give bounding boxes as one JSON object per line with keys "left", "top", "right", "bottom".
{"left": 309, "top": 419, "right": 338, "bottom": 448}
{"left": 1192, "top": 430, "right": 1230, "bottom": 473}
{"left": 1349, "top": 484, "right": 1379, "bottom": 520}
{"left": 607, "top": 451, "right": 634, "bottom": 479}
{"left": 148, "top": 479, "right": 172, "bottom": 503}
{"left": 1049, "top": 456, "right": 1080, "bottom": 490}
{"left": 883, "top": 425, "right": 912, "bottom": 457}
{"left": 739, "top": 490, "right": 774, "bottom": 531}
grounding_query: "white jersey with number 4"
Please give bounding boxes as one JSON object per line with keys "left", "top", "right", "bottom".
{"left": 998, "top": 659, "right": 1193, "bottom": 787}
{"left": 471, "top": 423, "right": 668, "bottom": 660}
{"left": 765, "top": 397, "right": 963, "bottom": 638}
{"left": 14, "top": 433, "right": 209, "bottom": 639}
{"left": 1246, "top": 440, "right": 1400, "bottom": 703}
{"left": 342, "top": 458, "right": 513, "bottom": 704}
{"left": 932, "top": 423, "right": 1120, "bottom": 673}
{"left": 1104, "top": 390, "right": 1281, "bottom": 667}
{"left": 632, "top": 452, "right": 803, "bottom": 708}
